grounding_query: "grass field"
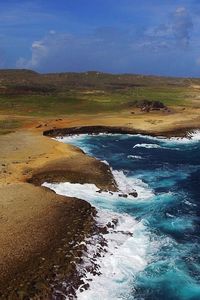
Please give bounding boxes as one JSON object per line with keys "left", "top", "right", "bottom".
{"left": 0, "top": 70, "right": 199, "bottom": 117}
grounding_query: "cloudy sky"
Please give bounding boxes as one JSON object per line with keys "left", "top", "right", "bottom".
{"left": 0, "top": 0, "right": 200, "bottom": 76}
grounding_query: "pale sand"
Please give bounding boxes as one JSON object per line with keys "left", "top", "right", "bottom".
{"left": 24, "top": 106, "right": 200, "bottom": 135}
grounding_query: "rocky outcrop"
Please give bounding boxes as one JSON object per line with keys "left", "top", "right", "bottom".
{"left": 136, "top": 100, "right": 170, "bottom": 112}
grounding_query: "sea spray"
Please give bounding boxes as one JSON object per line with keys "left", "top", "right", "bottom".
{"left": 43, "top": 180, "right": 157, "bottom": 300}
{"left": 49, "top": 132, "right": 200, "bottom": 300}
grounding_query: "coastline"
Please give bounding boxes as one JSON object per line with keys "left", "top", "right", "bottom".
{"left": 43, "top": 124, "right": 200, "bottom": 138}
{"left": 0, "top": 129, "right": 117, "bottom": 298}
{"left": 0, "top": 110, "right": 199, "bottom": 298}
{"left": 0, "top": 184, "right": 96, "bottom": 299}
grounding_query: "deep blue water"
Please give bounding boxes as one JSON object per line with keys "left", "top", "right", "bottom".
{"left": 56, "top": 133, "right": 200, "bottom": 300}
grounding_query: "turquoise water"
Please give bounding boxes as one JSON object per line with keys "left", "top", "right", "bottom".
{"left": 48, "top": 132, "right": 200, "bottom": 300}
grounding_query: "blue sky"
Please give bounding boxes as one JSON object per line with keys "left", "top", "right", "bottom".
{"left": 0, "top": 0, "right": 200, "bottom": 76}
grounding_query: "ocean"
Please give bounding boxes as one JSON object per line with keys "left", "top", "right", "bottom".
{"left": 43, "top": 131, "right": 200, "bottom": 300}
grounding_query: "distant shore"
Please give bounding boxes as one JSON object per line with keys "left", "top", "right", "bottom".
{"left": 43, "top": 124, "right": 200, "bottom": 138}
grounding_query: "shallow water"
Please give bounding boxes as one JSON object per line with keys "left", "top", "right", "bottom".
{"left": 45, "top": 131, "right": 200, "bottom": 300}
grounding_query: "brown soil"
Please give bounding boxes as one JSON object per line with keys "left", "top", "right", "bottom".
{"left": 0, "top": 128, "right": 116, "bottom": 298}
{"left": 0, "top": 183, "right": 95, "bottom": 299}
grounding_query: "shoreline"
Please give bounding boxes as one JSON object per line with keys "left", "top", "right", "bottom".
{"left": 43, "top": 124, "right": 200, "bottom": 138}
{"left": 0, "top": 115, "right": 199, "bottom": 298}
{"left": 0, "top": 129, "right": 117, "bottom": 298}
{"left": 0, "top": 184, "right": 97, "bottom": 299}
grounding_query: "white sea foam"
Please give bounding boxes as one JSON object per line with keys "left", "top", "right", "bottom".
{"left": 134, "top": 130, "right": 200, "bottom": 145}
{"left": 55, "top": 134, "right": 88, "bottom": 142}
{"left": 189, "top": 130, "right": 200, "bottom": 140}
{"left": 43, "top": 182, "right": 100, "bottom": 202}
{"left": 54, "top": 135, "right": 83, "bottom": 145}
{"left": 42, "top": 180, "right": 156, "bottom": 299}
{"left": 101, "top": 159, "right": 110, "bottom": 166}
{"left": 54, "top": 131, "right": 200, "bottom": 157}
{"left": 112, "top": 170, "right": 154, "bottom": 199}
{"left": 43, "top": 167, "right": 154, "bottom": 203}
{"left": 133, "top": 143, "right": 162, "bottom": 149}
{"left": 49, "top": 131, "right": 199, "bottom": 299}
{"left": 76, "top": 209, "right": 154, "bottom": 300}
{"left": 127, "top": 155, "right": 143, "bottom": 159}
{"left": 55, "top": 130, "right": 200, "bottom": 145}
{"left": 168, "top": 130, "right": 200, "bottom": 144}
{"left": 125, "top": 131, "right": 200, "bottom": 152}
{"left": 55, "top": 134, "right": 91, "bottom": 153}
{"left": 184, "top": 200, "right": 197, "bottom": 207}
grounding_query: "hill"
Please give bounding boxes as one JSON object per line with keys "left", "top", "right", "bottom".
{"left": 0, "top": 69, "right": 199, "bottom": 134}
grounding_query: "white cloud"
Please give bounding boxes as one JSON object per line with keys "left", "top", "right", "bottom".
{"left": 172, "top": 6, "right": 193, "bottom": 47}
{"left": 175, "top": 7, "right": 187, "bottom": 15}
{"left": 16, "top": 29, "right": 124, "bottom": 71}
{"left": 141, "top": 6, "right": 193, "bottom": 52}
{"left": 16, "top": 33, "right": 52, "bottom": 68}
{"left": 49, "top": 30, "right": 56, "bottom": 35}
{"left": 14, "top": 6, "right": 195, "bottom": 75}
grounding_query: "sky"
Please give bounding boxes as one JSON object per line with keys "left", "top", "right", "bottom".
{"left": 0, "top": 0, "right": 200, "bottom": 76}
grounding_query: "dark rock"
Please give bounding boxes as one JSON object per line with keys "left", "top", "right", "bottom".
{"left": 129, "top": 191, "right": 138, "bottom": 198}
{"left": 118, "top": 193, "right": 128, "bottom": 198}
{"left": 107, "top": 222, "right": 114, "bottom": 229}
{"left": 98, "top": 226, "right": 108, "bottom": 235}
{"left": 117, "top": 230, "right": 133, "bottom": 237}
{"left": 135, "top": 100, "right": 168, "bottom": 112}
{"left": 81, "top": 283, "right": 89, "bottom": 291}
{"left": 112, "top": 218, "right": 118, "bottom": 226}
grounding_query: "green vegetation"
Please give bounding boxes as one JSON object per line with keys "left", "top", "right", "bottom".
{"left": 0, "top": 70, "right": 198, "bottom": 116}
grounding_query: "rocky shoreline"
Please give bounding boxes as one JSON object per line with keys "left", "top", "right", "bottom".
{"left": 43, "top": 124, "right": 200, "bottom": 138}
{"left": 0, "top": 123, "right": 199, "bottom": 299}
{"left": 0, "top": 129, "right": 119, "bottom": 299}
{"left": 0, "top": 189, "right": 96, "bottom": 299}
{"left": 28, "top": 156, "right": 117, "bottom": 192}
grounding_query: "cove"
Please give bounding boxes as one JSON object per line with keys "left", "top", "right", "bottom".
{"left": 44, "top": 131, "right": 200, "bottom": 300}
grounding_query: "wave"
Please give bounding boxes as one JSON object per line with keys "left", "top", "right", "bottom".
{"left": 54, "top": 131, "right": 200, "bottom": 158}
{"left": 54, "top": 134, "right": 86, "bottom": 145}
{"left": 55, "top": 130, "right": 200, "bottom": 144}
{"left": 112, "top": 170, "right": 154, "bottom": 200}
{"left": 168, "top": 130, "right": 200, "bottom": 144}
{"left": 189, "top": 129, "right": 200, "bottom": 140}
{"left": 76, "top": 209, "right": 155, "bottom": 300}
{"left": 135, "top": 130, "right": 200, "bottom": 145}
{"left": 56, "top": 134, "right": 92, "bottom": 154}
{"left": 101, "top": 159, "right": 110, "bottom": 165}
{"left": 50, "top": 131, "right": 200, "bottom": 299}
{"left": 133, "top": 143, "right": 162, "bottom": 149}
{"left": 127, "top": 155, "right": 143, "bottom": 159}
{"left": 42, "top": 180, "right": 157, "bottom": 299}
{"left": 43, "top": 171, "right": 154, "bottom": 203}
